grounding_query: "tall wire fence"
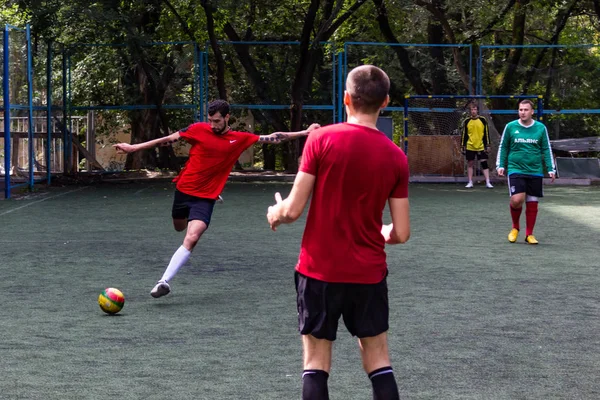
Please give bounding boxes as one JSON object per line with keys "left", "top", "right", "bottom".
{"left": 3, "top": 28, "right": 600, "bottom": 197}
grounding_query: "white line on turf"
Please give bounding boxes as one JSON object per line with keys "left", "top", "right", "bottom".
{"left": 133, "top": 187, "right": 148, "bottom": 195}
{"left": 0, "top": 187, "right": 89, "bottom": 216}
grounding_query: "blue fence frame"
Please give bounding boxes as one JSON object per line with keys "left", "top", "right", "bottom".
{"left": 4, "top": 37, "right": 600, "bottom": 197}
{"left": 3, "top": 24, "right": 36, "bottom": 199}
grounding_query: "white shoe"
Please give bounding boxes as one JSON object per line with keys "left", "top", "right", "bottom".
{"left": 465, "top": 181, "right": 474, "bottom": 188}
{"left": 150, "top": 281, "right": 171, "bottom": 298}
{"left": 486, "top": 182, "right": 494, "bottom": 188}
{"left": 217, "top": 195, "right": 224, "bottom": 204}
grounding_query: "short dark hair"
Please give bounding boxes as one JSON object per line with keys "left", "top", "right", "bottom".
{"left": 519, "top": 99, "right": 534, "bottom": 109}
{"left": 208, "top": 99, "right": 230, "bottom": 116}
{"left": 346, "top": 65, "right": 390, "bottom": 114}
{"left": 469, "top": 102, "right": 479, "bottom": 111}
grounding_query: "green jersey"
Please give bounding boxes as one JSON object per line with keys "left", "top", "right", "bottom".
{"left": 496, "top": 119, "right": 555, "bottom": 176}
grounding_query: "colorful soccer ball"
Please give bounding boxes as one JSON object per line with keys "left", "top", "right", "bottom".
{"left": 98, "top": 288, "right": 125, "bottom": 314}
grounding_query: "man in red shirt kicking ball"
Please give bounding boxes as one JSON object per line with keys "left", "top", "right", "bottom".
{"left": 114, "top": 99, "right": 319, "bottom": 298}
{"left": 267, "top": 65, "right": 411, "bottom": 400}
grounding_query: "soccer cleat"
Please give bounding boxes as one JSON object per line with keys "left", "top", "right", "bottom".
{"left": 486, "top": 182, "right": 494, "bottom": 188}
{"left": 525, "top": 235, "right": 539, "bottom": 245}
{"left": 465, "top": 181, "right": 474, "bottom": 188}
{"left": 150, "top": 281, "right": 171, "bottom": 298}
{"left": 508, "top": 228, "right": 519, "bottom": 243}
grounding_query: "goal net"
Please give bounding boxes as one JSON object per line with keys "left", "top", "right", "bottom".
{"left": 404, "top": 95, "right": 541, "bottom": 181}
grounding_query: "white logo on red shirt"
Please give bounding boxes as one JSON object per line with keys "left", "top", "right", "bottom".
{"left": 230, "top": 140, "right": 237, "bottom": 144}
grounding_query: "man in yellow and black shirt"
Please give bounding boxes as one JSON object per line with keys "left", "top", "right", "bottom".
{"left": 461, "top": 103, "right": 493, "bottom": 188}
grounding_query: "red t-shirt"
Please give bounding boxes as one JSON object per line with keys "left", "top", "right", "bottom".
{"left": 296, "top": 123, "right": 409, "bottom": 284}
{"left": 174, "top": 122, "right": 259, "bottom": 199}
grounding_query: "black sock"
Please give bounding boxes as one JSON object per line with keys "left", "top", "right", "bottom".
{"left": 302, "top": 369, "right": 329, "bottom": 400}
{"left": 368, "top": 366, "right": 400, "bottom": 400}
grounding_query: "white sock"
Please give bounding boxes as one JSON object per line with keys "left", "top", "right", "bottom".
{"left": 160, "top": 245, "right": 192, "bottom": 283}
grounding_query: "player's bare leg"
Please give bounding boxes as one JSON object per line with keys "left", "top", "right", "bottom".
{"left": 182, "top": 219, "right": 208, "bottom": 251}
{"left": 466, "top": 160, "right": 474, "bottom": 188}
{"left": 481, "top": 159, "right": 493, "bottom": 188}
{"left": 302, "top": 335, "right": 332, "bottom": 400}
{"left": 359, "top": 332, "right": 400, "bottom": 400}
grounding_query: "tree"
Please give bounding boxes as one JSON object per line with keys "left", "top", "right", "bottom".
{"left": 214, "top": 0, "right": 368, "bottom": 171}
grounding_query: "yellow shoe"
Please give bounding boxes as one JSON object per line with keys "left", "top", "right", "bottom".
{"left": 508, "top": 228, "right": 519, "bottom": 243}
{"left": 525, "top": 235, "right": 539, "bottom": 245}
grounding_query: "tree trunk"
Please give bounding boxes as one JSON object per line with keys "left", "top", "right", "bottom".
{"left": 202, "top": 0, "right": 227, "bottom": 100}
{"left": 262, "top": 144, "right": 276, "bottom": 171}
{"left": 222, "top": 23, "right": 288, "bottom": 133}
{"left": 497, "top": 0, "right": 529, "bottom": 94}
{"left": 522, "top": 0, "right": 578, "bottom": 94}
{"left": 428, "top": 21, "right": 450, "bottom": 94}
{"left": 126, "top": 110, "right": 158, "bottom": 170}
{"left": 372, "top": 0, "right": 428, "bottom": 94}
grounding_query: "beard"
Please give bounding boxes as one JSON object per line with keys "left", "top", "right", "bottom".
{"left": 212, "top": 126, "right": 227, "bottom": 135}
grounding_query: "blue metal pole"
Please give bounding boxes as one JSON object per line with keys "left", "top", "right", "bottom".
{"left": 469, "top": 45, "right": 473, "bottom": 95}
{"left": 204, "top": 51, "right": 209, "bottom": 121}
{"left": 198, "top": 48, "right": 203, "bottom": 122}
{"left": 67, "top": 51, "right": 72, "bottom": 173}
{"left": 193, "top": 43, "right": 200, "bottom": 122}
{"left": 26, "top": 24, "right": 34, "bottom": 190}
{"left": 3, "top": 26, "right": 11, "bottom": 198}
{"left": 203, "top": 43, "right": 209, "bottom": 122}
{"left": 337, "top": 52, "right": 344, "bottom": 123}
{"left": 537, "top": 96, "right": 544, "bottom": 121}
{"left": 62, "top": 45, "right": 68, "bottom": 174}
{"left": 46, "top": 41, "right": 52, "bottom": 184}
{"left": 343, "top": 48, "right": 348, "bottom": 94}
{"left": 403, "top": 96, "right": 409, "bottom": 154}
{"left": 407, "top": 94, "right": 541, "bottom": 99}
{"left": 477, "top": 46, "right": 482, "bottom": 95}
{"left": 331, "top": 48, "right": 336, "bottom": 124}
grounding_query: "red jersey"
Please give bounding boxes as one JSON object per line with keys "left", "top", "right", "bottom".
{"left": 296, "top": 123, "right": 409, "bottom": 284}
{"left": 174, "top": 123, "right": 259, "bottom": 199}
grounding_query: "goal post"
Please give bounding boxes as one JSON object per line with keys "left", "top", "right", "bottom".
{"left": 403, "top": 95, "right": 543, "bottom": 181}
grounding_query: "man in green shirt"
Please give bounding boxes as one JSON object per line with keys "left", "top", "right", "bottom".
{"left": 496, "top": 99, "right": 556, "bottom": 244}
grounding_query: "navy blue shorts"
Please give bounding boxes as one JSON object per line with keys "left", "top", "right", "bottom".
{"left": 508, "top": 174, "right": 544, "bottom": 198}
{"left": 295, "top": 271, "right": 389, "bottom": 341}
{"left": 171, "top": 190, "right": 216, "bottom": 226}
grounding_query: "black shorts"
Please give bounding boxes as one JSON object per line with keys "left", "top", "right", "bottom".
{"left": 508, "top": 174, "right": 544, "bottom": 198}
{"left": 171, "top": 190, "right": 216, "bottom": 225}
{"left": 295, "top": 271, "right": 389, "bottom": 341}
{"left": 465, "top": 150, "right": 488, "bottom": 161}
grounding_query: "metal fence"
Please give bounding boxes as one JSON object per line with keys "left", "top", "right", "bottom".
{"left": 3, "top": 27, "right": 600, "bottom": 197}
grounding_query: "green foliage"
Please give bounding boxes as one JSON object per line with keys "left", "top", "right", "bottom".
{"left": 0, "top": 2, "right": 28, "bottom": 26}
{"left": 2, "top": 0, "right": 600, "bottom": 172}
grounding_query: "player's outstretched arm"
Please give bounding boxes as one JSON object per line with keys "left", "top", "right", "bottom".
{"left": 258, "top": 123, "right": 320, "bottom": 144}
{"left": 267, "top": 172, "right": 315, "bottom": 231}
{"left": 381, "top": 197, "right": 410, "bottom": 244}
{"left": 113, "top": 132, "right": 181, "bottom": 153}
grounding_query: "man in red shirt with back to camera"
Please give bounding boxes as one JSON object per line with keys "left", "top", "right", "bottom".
{"left": 114, "top": 99, "right": 319, "bottom": 298}
{"left": 267, "top": 65, "right": 410, "bottom": 400}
